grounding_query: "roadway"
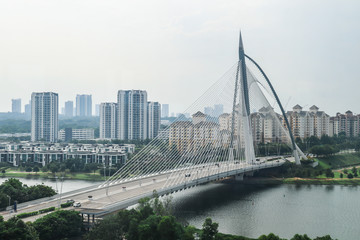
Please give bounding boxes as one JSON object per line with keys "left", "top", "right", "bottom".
{"left": 0, "top": 157, "right": 286, "bottom": 221}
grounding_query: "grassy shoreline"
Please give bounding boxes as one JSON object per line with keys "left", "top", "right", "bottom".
{"left": 0, "top": 171, "right": 104, "bottom": 181}
{"left": 242, "top": 177, "right": 360, "bottom": 185}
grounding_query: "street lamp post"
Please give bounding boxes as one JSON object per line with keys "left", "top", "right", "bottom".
{"left": 6, "top": 194, "right": 10, "bottom": 208}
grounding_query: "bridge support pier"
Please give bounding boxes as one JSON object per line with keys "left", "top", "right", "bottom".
{"left": 245, "top": 171, "right": 254, "bottom": 177}
{"left": 235, "top": 173, "right": 244, "bottom": 181}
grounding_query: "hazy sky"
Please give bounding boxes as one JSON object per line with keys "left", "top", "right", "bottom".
{"left": 0, "top": 0, "right": 359, "bottom": 115}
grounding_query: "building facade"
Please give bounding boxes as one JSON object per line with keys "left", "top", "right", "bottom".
{"left": 100, "top": 102, "right": 117, "bottom": 139}
{"left": 12, "top": 99, "right": 21, "bottom": 113}
{"left": 59, "top": 128, "right": 95, "bottom": 141}
{"left": 169, "top": 111, "right": 220, "bottom": 152}
{"left": 117, "top": 90, "right": 148, "bottom": 140}
{"left": 161, "top": 104, "right": 169, "bottom": 118}
{"left": 76, "top": 94, "right": 92, "bottom": 117}
{"left": 329, "top": 111, "right": 360, "bottom": 137}
{"left": 0, "top": 143, "right": 131, "bottom": 167}
{"left": 147, "top": 102, "right": 161, "bottom": 139}
{"left": 285, "top": 105, "right": 330, "bottom": 139}
{"left": 65, "top": 101, "right": 74, "bottom": 117}
{"left": 31, "top": 92, "right": 58, "bottom": 143}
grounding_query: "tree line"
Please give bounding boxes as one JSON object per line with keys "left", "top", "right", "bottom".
{"left": 0, "top": 178, "right": 56, "bottom": 210}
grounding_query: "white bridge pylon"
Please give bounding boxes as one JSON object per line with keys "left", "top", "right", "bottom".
{"left": 99, "top": 32, "right": 305, "bottom": 192}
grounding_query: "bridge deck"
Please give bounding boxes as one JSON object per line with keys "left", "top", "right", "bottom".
{"left": 0, "top": 158, "right": 285, "bottom": 221}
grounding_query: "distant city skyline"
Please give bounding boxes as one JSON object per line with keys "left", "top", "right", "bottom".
{"left": 1, "top": 1, "right": 360, "bottom": 116}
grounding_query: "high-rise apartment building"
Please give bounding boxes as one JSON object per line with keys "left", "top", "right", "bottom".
{"left": 147, "top": 102, "right": 161, "bottom": 139}
{"left": 117, "top": 90, "right": 148, "bottom": 140}
{"left": 330, "top": 111, "right": 360, "bottom": 137}
{"left": 95, "top": 104, "right": 100, "bottom": 116}
{"left": 12, "top": 99, "right": 21, "bottom": 113}
{"left": 31, "top": 92, "right": 58, "bottom": 142}
{"left": 100, "top": 103, "right": 117, "bottom": 139}
{"left": 24, "top": 101, "right": 31, "bottom": 119}
{"left": 65, "top": 101, "right": 74, "bottom": 117}
{"left": 161, "top": 104, "right": 169, "bottom": 118}
{"left": 285, "top": 105, "right": 330, "bottom": 139}
{"left": 76, "top": 94, "right": 92, "bottom": 117}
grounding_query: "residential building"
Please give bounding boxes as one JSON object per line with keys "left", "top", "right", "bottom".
{"left": 24, "top": 101, "right": 31, "bottom": 120}
{"left": 31, "top": 92, "right": 59, "bottom": 142}
{"left": 161, "top": 104, "right": 169, "bottom": 118}
{"left": 59, "top": 128, "right": 95, "bottom": 141}
{"left": 65, "top": 101, "right": 74, "bottom": 117}
{"left": 169, "top": 111, "right": 220, "bottom": 152}
{"left": 117, "top": 90, "right": 147, "bottom": 140}
{"left": 285, "top": 105, "right": 329, "bottom": 139}
{"left": 0, "top": 143, "right": 131, "bottom": 167}
{"left": 12, "top": 99, "right": 21, "bottom": 113}
{"left": 76, "top": 94, "right": 92, "bottom": 117}
{"left": 147, "top": 102, "right": 161, "bottom": 139}
{"left": 100, "top": 103, "right": 117, "bottom": 139}
{"left": 329, "top": 111, "right": 360, "bottom": 137}
{"left": 95, "top": 104, "right": 100, "bottom": 116}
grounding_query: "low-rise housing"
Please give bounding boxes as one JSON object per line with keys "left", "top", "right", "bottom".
{"left": 0, "top": 142, "right": 135, "bottom": 167}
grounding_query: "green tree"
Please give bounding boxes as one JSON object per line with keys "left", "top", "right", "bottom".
{"left": 25, "top": 167, "right": 32, "bottom": 172}
{"left": 33, "top": 166, "right": 40, "bottom": 174}
{"left": 340, "top": 173, "right": 343, "bottom": 178}
{"left": 325, "top": 169, "right": 334, "bottom": 178}
{"left": 313, "top": 235, "right": 334, "bottom": 240}
{"left": 33, "top": 210, "right": 82, "bottom": 240}
{"left": 201, "top": 218, "right": 218, "bottom": 240}
{"left": 347, "top": 173, "right": 354, "bottom": 179}
{"left": 291, "top": 234, "right": 311, "bottom": 240}
{"left": 258, "top": 233, "right": 281, "bottom": 240}
{"left": 158, "top": 216, "right": 181, "bottom": 240}
{"left": 0, "top": 217, "right": 35, "bottom": 240}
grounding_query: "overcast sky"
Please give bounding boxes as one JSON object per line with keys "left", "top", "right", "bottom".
{"left": 0, "top": 0, "right": 359, "bottom": 115}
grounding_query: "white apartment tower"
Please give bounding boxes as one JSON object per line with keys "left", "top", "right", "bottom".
{"left": 31, "top": 92, "right": 58, "bottom": 142}
{"left": 76, "top": 94, "right": 92, "bottom": 117}
{"left": 161, "top": 104, "right": 169, "bottom": 118}
{"left": 100, "top": 103, "right": 117, "bottom": 139}
{"left": 65, "top": 101, "right": 74, "bottom": 117}
{"left": 117, "top": 90, "right": 148, "bottom": 140}
{"left": 147, "top": 102, "right": 161, "bottom": 139}
{"left": 12, "top": 99, "right": 21, "bottom": 113}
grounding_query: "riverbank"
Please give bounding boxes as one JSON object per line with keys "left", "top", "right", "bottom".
{"left": 0, "top": 171, "right": 104, "bottom": 181}
{"left": 241, "top": 177, "right": 360, "bottom": 185}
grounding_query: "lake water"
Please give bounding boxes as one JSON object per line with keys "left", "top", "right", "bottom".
{"left": 2, "top": 177, "right": 359, "bottom": 240}
{"left": 171, "top": 182, "right": 360, "bottom": 240}
{"left": 0, "top": 177, "right": 99, "bottom": 193}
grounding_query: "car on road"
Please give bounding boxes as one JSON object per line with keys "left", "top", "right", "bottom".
{"left": 66, "top": 199, "right": 75, "bottom": 204}
{"left": 73, "top": 202, "right": 81, "bottom": 207}
{"left": 185, "top": 173, "right": 191, "bottom": 177}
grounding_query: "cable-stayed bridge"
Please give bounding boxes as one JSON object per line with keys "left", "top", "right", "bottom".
{"left": 1, "top": 32, "right": 306, "bottom": 221}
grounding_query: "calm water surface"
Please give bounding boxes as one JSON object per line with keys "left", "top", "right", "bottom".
{"left": 171, "top": 182, "right": 360, "bottom": 240}
{"left": 0, "top": 177, "right": 99, "bottom": 193}
{"left": 2, "top": 177, "right": 359, "bottom": 239}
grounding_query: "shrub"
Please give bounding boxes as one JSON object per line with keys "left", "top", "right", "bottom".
{"left": 347, "top": 173, "right": 354, "bottom": 179}
{"left": 17, "top": 211, "right": 39, "bottom": 219}
{"left": 38, "top": 207, "right": 55, "bottom": 214}
{"left": 61, "top": 202, "right": 72, "bottom": 208}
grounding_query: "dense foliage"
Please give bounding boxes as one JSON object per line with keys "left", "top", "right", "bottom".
{"left": 0, "top": 210, "right": 82, "bottom": 240}
{"left": 33, "top": 210, "right": 82, "bottom": 240}
{"left": 0, "top": 178, "right": 56, "bottom": 209}
{"left": 295, "top": 133, "right": 360, "bottom": 156}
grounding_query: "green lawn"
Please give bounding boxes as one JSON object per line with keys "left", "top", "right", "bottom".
{"left": 316, "top": 153, "right": 360, "bottom": 169}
